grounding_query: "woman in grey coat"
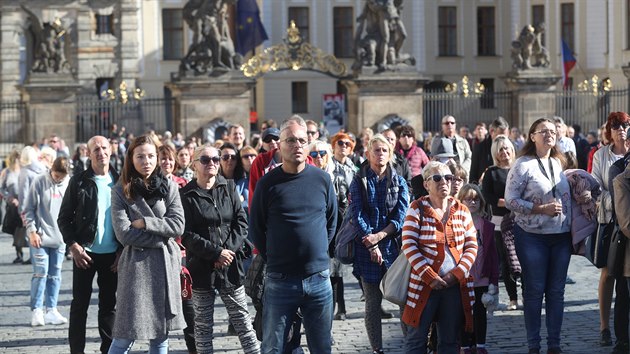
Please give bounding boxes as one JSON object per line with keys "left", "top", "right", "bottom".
{"left": 109, "top": 135, "right": 185, "bottom": 354}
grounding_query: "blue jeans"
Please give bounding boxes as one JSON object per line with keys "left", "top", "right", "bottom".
{"left": 262, "top": 269, "right": 333, "bottom": 354}
{"left": 108, "top": 336, "right": 168, "bottom": 354}
{"left": 30, "top": 244, "right": 65, "bottom": 310}
{"left": 514, "top": 225, "right": 571, "bottom": 351}
{"left": 403, "top": 285, "right": 463, "bottom": 354}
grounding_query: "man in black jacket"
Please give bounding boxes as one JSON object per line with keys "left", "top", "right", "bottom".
{"left": 58, "top": 135, "right": 120, "bottom": 354}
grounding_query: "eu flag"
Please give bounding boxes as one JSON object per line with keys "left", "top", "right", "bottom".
{"left": 236, "top": 0, "right": 269, "bottom": 56}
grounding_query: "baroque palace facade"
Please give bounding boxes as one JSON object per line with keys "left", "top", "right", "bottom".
{"left": 1, "top": 0, "right": 630, "bottom": 132}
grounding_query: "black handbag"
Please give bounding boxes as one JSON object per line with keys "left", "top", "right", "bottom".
{"left": 2, "top": 203, "right": 20, "bottom": 235}
{"left": 607, "top": 225, "right": 627, "bottom": 278}
{"left": 585, "top": 220, "right": 614, "bottom": 268}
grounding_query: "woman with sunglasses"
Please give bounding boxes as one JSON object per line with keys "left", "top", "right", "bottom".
{"left": 219, "top": 142, "right": 249, "bottom": 212}
{"left": 180, "top": 145, "right": 260, "bottom": 354}
{"left": 505, "top": 118, "right": 571, "bottom": 354}
{"left": 401, "top": 161, "right": 478, "bottom": 353}
{"left": 591, "top": 112, "right": 630, "bottom": 350}
{"left": 349, "top": 134, "right": 409, "bottom": 354}
{"left": 109, "top": 135, "right": 185, "bottom": 353}
{"left": 309, "top": 140, "right": 351, "bottom": 322}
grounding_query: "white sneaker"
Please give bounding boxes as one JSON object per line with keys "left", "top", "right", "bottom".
{"left": 44, "top": 308, "right": 68, "bottom": 325}
{"left": 31, "top": 308, "right": 45, "bottom": 327}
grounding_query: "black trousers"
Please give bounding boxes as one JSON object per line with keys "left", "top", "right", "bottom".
{"left": 68, "top": 251, "right": 117, "bottom": 354}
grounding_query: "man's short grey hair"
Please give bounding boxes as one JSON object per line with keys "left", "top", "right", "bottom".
{"left": 442, "top": 115, "right": 456, "bottom": 124}
{"left": 280, "top": 115, "right": 307, "bottom": 132}
{"left": 553, "top": 116, "right": 565, "bottom": 126}
{"left": 490, "top": 117, "right": 509, "bottom": 131}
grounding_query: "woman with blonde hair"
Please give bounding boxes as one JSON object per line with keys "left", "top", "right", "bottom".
{"left": 1, "top": 149, "right": 24, "bottom": 263}
{"left": 349, "top": 133, "right": 409, "bottom": 354}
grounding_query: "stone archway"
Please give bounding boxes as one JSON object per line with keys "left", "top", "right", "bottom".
{"left": 373, "top": 114, "right": 410, "bottom": 133}
{"left": 202, "top": 118, "right": 232, "bottom": 144}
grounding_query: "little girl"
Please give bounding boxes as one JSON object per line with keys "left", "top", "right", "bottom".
{"left": 457, "top": 183, "right": 499, "bottom": 354}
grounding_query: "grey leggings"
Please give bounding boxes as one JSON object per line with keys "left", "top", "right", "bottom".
{"left": 192, "top": 286, "right": 260, "bottom": 354}
{"left": 363, "top": 279, "right": 384, "bottom": 350}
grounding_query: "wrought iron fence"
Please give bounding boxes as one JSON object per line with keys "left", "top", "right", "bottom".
{"left": 76, "top": 96, "right": 176, "bottom": 142}
{"left": 555, "top": 88, "right": 629, "bottom": 134}
{"left": 422, "top": 90, "right": 514, "bottom": 134}
{"left": 0, "top": 101, "right": 26, "bottom": 158}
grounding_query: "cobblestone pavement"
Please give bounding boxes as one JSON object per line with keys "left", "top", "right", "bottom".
{"left": 0, "top": 232, "right": 611, "bottom": 353}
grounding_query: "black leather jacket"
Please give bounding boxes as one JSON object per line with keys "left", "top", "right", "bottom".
{"left": 180, "top": 176, "right": 249, "bottom": 289}
{"left": 58, "top": 165, "right": 119, "bottom": 248}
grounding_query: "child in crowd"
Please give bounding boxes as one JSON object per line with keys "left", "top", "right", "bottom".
{"left": 457, "top": 184, "right": 499, "bottom": 354}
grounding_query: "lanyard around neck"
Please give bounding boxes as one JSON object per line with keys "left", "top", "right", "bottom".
{"left": 536, "top": 157, "right": 557, "bottom": 198}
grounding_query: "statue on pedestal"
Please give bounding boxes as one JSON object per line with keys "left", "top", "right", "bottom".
{"left": 180, "top": 0, "right": 242, "bottom": 76}
{"left": 511, "top": 23, "right": 550, "bottom": 71}
{"left": 21, "top": 5, "right": 72, "bottom": 74}
{"left": 352, "top": 0, "right": 415, "bottom": 73}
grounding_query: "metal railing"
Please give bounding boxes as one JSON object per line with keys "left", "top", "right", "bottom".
{"left": 76, "top": 96, "right": 176, "bottom": 142}
{"left": 0, "top": 101, "right": 26, "bottom": 158}
{"left": 422, "top": 90, "right": 514, "bottom": 133}
{"left": 555, "top": 88, "right": 630, "bottom": 134}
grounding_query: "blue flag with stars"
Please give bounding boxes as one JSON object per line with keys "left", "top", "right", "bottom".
{"left": 236, "top": 0, "right": 269, "bottom": 56}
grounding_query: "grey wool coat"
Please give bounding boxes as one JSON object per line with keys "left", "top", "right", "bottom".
{"left": 110, "top": 179, "right": 185, "bottom": 340}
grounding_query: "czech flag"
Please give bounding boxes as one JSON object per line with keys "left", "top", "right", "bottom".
{"left": 236, "top": 0, "right": 269, "bottom": 56}
{"left": 561, "top": 39, "right": 576, "bottom": 89}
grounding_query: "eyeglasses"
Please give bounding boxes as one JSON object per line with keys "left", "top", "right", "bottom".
{"left": 221, "top": 154, "right": 237, "bottom": 161}
{"left": 427, "top": 174, "right": 454, "bottom": 183}
{"left": 241, "top": 154, "right": 256, "bottom": 159}
{"left": 612, "top": 122, "right": 630, "bottom": 130}
{"left": 427, "top": 175, "right": 454, "bottom": 183}
{"left": 443, "top": 121, "right": 456, "bottom": 125}
{"left": 196, "top": 155, "right": 221, "bottom": 165}
{"left": 401, "top": 134, "right": 414, "bottom": 138}
{"left": 309, "top": 150, "right": 327, "bottom": 158}
{"left": 281, "top": 137, "right": 308, "bottom": 146}
{"left": 307, "top": 130, "right": 318, "bottom": 136}
{"left": 463, "top": 197, "right": 479, "bottom": 204}
{"left": 534, "top": 129, "right": 557, "bottom": 136}
{"left": 263, "top": 136, "right": 279, "bottom": 143}
{"left": 453, "top": 177, "right": 464, "bottom": 183}
{"left": 336, "top": 140, "right": 352, "bottom": 147}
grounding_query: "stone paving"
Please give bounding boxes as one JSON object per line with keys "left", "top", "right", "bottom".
{"left": 0, "top": 232, "right": 612, "bottom": 353}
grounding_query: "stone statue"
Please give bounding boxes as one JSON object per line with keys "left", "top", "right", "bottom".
{"left": 180, "top": 0, "right": 241, "bottom": 76}
{"left": 352, "top": 0, "right": 414, "bottom": 73}
{"left": 511, "top": 23, "right": 550, "bottom": 71}
{"left": 21, "top": 5, "right": 72, "bottom": 74}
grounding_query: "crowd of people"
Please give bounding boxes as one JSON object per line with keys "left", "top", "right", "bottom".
{"left": 0, "top": 112, "right": 628, "bottom": 354}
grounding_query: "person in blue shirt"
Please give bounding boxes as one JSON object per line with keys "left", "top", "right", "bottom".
{"left": 349, "top": 133, "right": 409, "bottom": 354}
{"left": 249, "top": 115, "right": 338, "bottom": 354}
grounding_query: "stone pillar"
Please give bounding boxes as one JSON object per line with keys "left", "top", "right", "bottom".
{"left": 342, "top": 72, "right": 428, "bottom": 135}
{"left": 621, "top": 63, "right": 630, "bottom": 109}
{"left": 166, "top": 74, "right": 256, "bottom": 141}
{"left": 0, "top": 5, "right": 23, "bottom": 101}
{"left": 19, "top": 74, "right": 82, "bottom": 145}
{"left": 504, "top": 70, "right": 562, "bottom": 130}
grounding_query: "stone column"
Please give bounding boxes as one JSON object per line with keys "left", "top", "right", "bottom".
{"left": 621, "top": 63, "right": 630, "bottom": 109}
{"left": 0, "top": 5, "right": 23, "bottom": 101}
{"left": 19, "top": 74, "right": 82, "bottom": 145}
{"left": 504, "top": 69, "right": 561, "bottom": 130}
{"left": 166, "top": 74, "right": 256, "bottom": 141}
{"left": 342, "top": 72, "right": 428, "bottom": 135}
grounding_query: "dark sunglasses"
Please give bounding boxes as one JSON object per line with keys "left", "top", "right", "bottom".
{"left": 443, "top": 121, "right": 456, "bottom": 125}
{"left": 263, "top": 136, "right": 279, "bottom": 143}
{"left": 309, "top": 150, "right": 327, "bottom": 158}
{"left": 241, "top": 154, "right": 256, "bottom": 159}
{"left": 612, "top": 122, "right": 630, "bottom": 130}
{"left": 427, "top": 174, "right": 454, "bottom": 183}
{"left": 336, "top": 140, "right": 352, "bottom": 147}
{"left": 221, "top": 154, "right": 237, "bottom": 161}
{"left": 197, "top": 155, "right": 221, "bottom": 165}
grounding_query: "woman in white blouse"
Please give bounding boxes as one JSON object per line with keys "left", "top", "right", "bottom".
{"left": 505, "top": 117, "right": 572, "bottom": 354}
